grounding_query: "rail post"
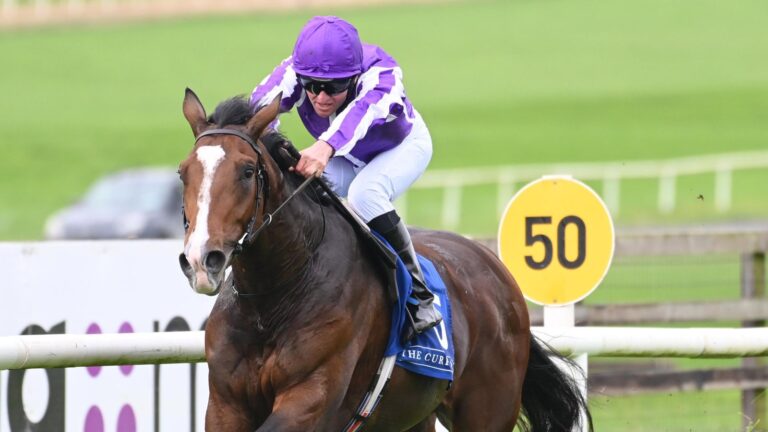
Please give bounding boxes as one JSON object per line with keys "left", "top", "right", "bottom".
{"left": 544, "top": 305, "right": 589, "bottom": 432}
{"left": 742, "top": 251, "right": 766, "bottom": 431}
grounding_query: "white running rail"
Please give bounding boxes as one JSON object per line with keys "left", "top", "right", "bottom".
{"left": 3, "top": 327, "right": 768, "bottom": 370}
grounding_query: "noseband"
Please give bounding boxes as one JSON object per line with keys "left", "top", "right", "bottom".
{"left": 184, "top": 128, "right": 315, "bottom": 254}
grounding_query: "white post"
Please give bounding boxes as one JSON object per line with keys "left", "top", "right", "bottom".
{"left": 602, "top": 172, "right": 620, "bottom": 217}
{"left": 715, "top": 166, "right": 732, "bottom": 213}
{"left": 442, "top": 185, "right": 461, "bottom": 231}
{"left": 496, "top": 173, "right": 515, "bottom": 220}
{"left": 658, "top": 168, "right": 677, "bottom": 213}
{"left": 543, "top": 304, "right": 588, "bottom": 432}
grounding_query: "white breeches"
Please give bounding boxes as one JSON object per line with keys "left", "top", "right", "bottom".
{"left": 323, "top": 112, "right": 432, "bottom": 223}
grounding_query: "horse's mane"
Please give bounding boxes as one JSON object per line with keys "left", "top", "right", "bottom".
{"left": 208, "top": 96, "right": 331, "bottom": 206}
{"left": 208, "top": 95, "right": 253, "bottom": 127}
{"left": 208, "top": 96, "right": 296, "bottom": 170}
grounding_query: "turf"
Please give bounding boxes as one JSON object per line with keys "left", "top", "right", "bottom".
{"left": 1, "top": 0, "right": 768, "bottom": 239}
{"left": 1, "top": 1, "right": 767, "bottom": 428}
{"left": 588, "top": 390, "right": 744, "bottom": 432}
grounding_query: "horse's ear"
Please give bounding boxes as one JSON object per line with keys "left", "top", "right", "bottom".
{"left": 183, "top": 88, "right": 208, "bottom": 138}
{"left": 246, "top": 93, "right": 282, "bottom": 138}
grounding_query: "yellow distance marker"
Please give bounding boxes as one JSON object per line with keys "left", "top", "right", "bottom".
{"left": 498, "top": 176, "right": 615, "bottom": 306}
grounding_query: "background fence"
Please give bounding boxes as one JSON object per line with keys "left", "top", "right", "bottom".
{"left": 480, "top": 223, "right": 768, "bottom": 431}
{"left": 2, "top": 224, "right": 768, "bottom": 430}
{"left": 401, "top": 150, "right": 768, "bottom": 232}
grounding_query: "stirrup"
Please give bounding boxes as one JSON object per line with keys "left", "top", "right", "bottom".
{"left": 403, "top": 301, "right": 442, "bottom": 343}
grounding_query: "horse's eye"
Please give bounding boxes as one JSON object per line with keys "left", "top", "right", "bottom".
{"left": 243, "top": 168, "right": 255, "bottom": 179}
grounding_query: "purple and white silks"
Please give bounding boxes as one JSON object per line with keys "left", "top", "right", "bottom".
{"left": 249, "top": 44, "right": 419, "bottom": 168}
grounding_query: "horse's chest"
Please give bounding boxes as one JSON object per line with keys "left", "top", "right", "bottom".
{"left": 211, "top": 345, "right": 275, "bottom": 402}
{"left": 237, "top": 351, "right": 273, "bottom": 389}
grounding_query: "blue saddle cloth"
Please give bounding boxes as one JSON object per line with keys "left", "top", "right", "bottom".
{"left": 373, "top": 233, "right": 455, "bottom": 382}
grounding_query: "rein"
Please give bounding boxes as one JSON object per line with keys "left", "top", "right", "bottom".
{"left": 229, "top": 174, "right": 320, "bottom": 299}
{"left": 234, "top": 174, "right": 315, "bottom": 253}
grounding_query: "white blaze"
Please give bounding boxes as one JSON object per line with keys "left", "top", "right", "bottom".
{"left": 185, "top": 145, "right": 225, "bottom": 289}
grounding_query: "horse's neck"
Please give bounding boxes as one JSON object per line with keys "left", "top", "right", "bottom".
{"left": 237, "top": 205, "right": 322, "bottom": 287}
{"left": 229, "top": 189, "right": 338, "bottom": 329}
{"left": 226, "top": 198, "right": 391, "bottom": 349}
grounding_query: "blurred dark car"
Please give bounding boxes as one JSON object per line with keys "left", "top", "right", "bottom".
{"left": 44, "top": 168, "right": 184, "bottom": 240}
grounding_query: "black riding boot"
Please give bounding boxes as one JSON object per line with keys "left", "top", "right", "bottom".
{"left": 369, "top": 211, "right": 443, "bottom": 341}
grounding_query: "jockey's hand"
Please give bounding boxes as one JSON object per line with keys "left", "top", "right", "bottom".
{"left": 291, "top": 140, "right": 334, "bottom": 178}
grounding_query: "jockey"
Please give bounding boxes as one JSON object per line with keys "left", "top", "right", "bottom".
{"left": 249, "top": 16, "right": 441, "bottom": 339}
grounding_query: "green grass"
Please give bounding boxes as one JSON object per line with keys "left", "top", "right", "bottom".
{"left": 1, "top": 0, "right": 768, "bottom": 239}
{"left": 590, "top": 390, "right": 745, "bottom": 432}
{"left": 1, "top": 3, "right": 767, "bottom": 428}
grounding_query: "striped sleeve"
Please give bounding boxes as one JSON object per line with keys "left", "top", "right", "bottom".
{"left": 249, "top": 56, "right": 303, "bottom": 122}
{"left": 319, "top": 66, "right": 409, "bottom": 156}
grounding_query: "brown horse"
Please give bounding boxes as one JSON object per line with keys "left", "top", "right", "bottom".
{"left": 177, "top": 88, "right": 592, "bottom": 432}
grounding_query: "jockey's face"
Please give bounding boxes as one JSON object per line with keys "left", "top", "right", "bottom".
{"left": 306, "top": 89, "right": 348, "bottom": 118}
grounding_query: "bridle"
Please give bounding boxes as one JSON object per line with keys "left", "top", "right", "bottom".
{"left": 183, "top": 128, "right": 315, "bottom": 255}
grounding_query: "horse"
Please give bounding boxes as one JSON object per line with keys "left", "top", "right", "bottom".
{"left": 177, "top": 88, "right": 592, "bottom": 432}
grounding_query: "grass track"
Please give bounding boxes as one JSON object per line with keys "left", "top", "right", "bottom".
{"left": 1, "top": 1, "right": 767, "bottom": 429}
{"left": 1, "top": 0, "right": 768, "bottom": 239}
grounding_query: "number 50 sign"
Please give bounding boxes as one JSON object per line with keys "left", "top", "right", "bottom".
{"left": 498, "top": 176, "right": 615, "bottom": 306}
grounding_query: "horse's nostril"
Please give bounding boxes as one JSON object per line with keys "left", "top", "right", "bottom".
{"left": 179, "top": 253, "right": 194, "bottom": 277}
{"left": 205, "top": 251, "right": 227, "bottom": 274}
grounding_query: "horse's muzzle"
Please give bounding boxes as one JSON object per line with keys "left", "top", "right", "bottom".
{"left": 179, "top": 249, "right": 230, "bottom": 295}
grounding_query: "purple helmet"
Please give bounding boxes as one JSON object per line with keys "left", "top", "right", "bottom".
{"left": 292, "top": 16, "right": 363, "bottom": 79}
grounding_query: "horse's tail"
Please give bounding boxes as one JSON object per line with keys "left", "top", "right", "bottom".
{"left": 518, "top": 336, "right": 593, "bottom": 432}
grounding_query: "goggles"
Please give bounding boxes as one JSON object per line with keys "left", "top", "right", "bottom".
{"left": 298, "top": 75, "right": 355, "bottom": 95}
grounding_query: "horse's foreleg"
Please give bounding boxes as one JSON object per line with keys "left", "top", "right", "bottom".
{"left": 254, "top": 381, "right": 344, "bottom": 432}
{"left": 405, "top": 414, "right": 438, "bottom": 432}
{"left": 255, "top": 355, "right": 357, "bottom": 432}
{"left": 205, "top": 391, "right": 254, "bottom": 432}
